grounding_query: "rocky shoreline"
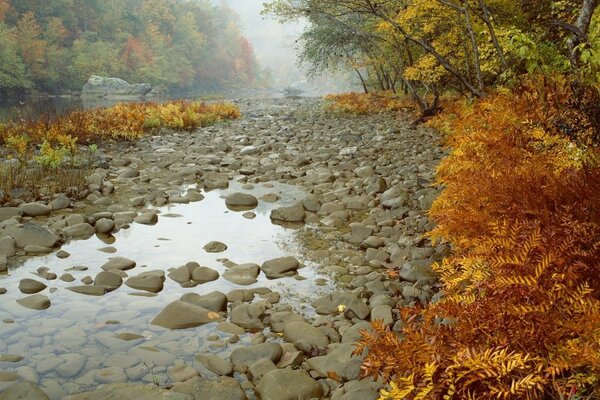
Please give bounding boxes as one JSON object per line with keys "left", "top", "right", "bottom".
{"left": 0, "top": 97, "right": 446, "bottom": 400}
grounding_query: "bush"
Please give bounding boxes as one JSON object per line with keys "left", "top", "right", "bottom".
{"left": 324, "top": 92, "right": 415, "bottom": 115}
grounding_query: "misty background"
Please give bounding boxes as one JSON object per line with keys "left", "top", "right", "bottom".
{"left": 220, "top": 0, "right": 357, "bottom": 94}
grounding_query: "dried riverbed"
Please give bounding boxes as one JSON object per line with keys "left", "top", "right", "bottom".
{"left": 0, "top": 97, "right": 446, "bottom": 400}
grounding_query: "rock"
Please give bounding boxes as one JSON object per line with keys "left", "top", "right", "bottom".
{"left": 398, "top": 262, "right": 438, "bottom": 282}
{"left": 20, "top": 203, "right": 51, "bottom": 217}
{"left": 0, "top": 355, "right": 23, "bottom": 362}
{"left": 181, "top": 291, "right": 227, "bottom": 312}
{"left": 370, "top": 305, "right": 393, "bottom": 325}
{"left": 63, "top": 223, "right": 95, "bottom": 238}
{"left": 0, "top": 207, "right": 22, "bottom": 222}
{"left": 230, "top": 303, "right": 267, "bottom": 330}
{"left": 268, "top": 311, "right": 306, "bottom": 333}
{"left": 0, "top": 381, "right": 49, "bottom": 400}
{"left": 380, "top": 186, "right": 409, "bottom": 209}
{"left": 18, "top": 279, "right": 47, "bottom": 294}
{"left": 283, "top": 321, "right": 329, "bottom": 348}
{"left": 94, "top": 271, "right": 123, "bottom": 291}
{"left": 82, "top": 75, "right": 152, "bottom": 98}
{"left": 56, "top": 353, "right": 86, "bottom": 378}
{"left": 225, "top": 193, "right": 258, "bottom": 209}
{"left": 64, "top": 383, "right": 190, "bottom": 400}
{"left": 230, "top": 343, "right": 282, "bottom": 369}
{"left": 255, "top": 369, "right": 323, "bottom": 400}
{"left": 222, "top": 263, "right": 260, "bottom": 286}
{"left": 203, "top": 241, "right": 227, "bottom": 253}
{"left": 305, "top": 343, "right": 364, "bottom": 381}
{"left": 134, "top": 212, "right": 158, "bottom": 225}
{"left": 195, "top": 354, "right": 233, "bottom": 376}
{"left": 125, "top": 270, "right": 165, "bottom": 293}
{"left": 192, "top": 377, "right": 247, "bottom": 400}
{"left": 115, "top": 332, "right": 144, "bottom": 341}
{"left": 56, "top": 250, "right": 70, "bottom": 259}
{"left": 67, "top": 285, "right": 107, "bottom": 296}
{"left": 240, "top": 146, "right": 258, "bottom": 156}
{"left": 0, "top": 236, "right": 16, "bottom": 257}
{"left": 191, "top": 266, "right": 219, "bottom": 284}
{"left": 16, "top": 294, "right": 50, "bottom": 310}
{"left": 270, "top": 204, "right": 305, "bottom": 223}
{"left": 49, "top": 196, "right": 70, "bottom": 210}
{"left": 313, "top": 292, "right": 371, "bottom": 320}
{"left": 261, "top": 256, "right": 299, "bottom": 279}
{"left": 95, "top": 218, "right": 115, "bottom": 234}
{"left": 247, "top": 358, "right": 276, "bottom": 382}
{"left": 5, "top": 222, "right": 60, "bottom": 249}
{"left": 168, "top": 362, "right": 199, "bottom": 383}
{"left": 151, "top": 300, "right": 224, "bottom": 329}
{"left": 341, "top": 322, "right": 373, "bottom": 344}
{"left": 168, "top": 264, "right": 192, "bottom": 285}
{"left": 101, "top": 257, "right": 136, "bottom": 271}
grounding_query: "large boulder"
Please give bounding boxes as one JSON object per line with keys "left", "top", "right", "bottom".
{"left": 151, "top": 300, "right": 224, "bottom": 329}
{"left": 255, "top": 369, "right": 323, "bottom": 400}
{"left": 2, "top": 222, "right": 60, "bottom": 249}
{"left": 0, "top": 381, "right": 49, "bottom": 400}
{"left": 63, "top": 383, "right": 191, "bottom": 400}
{"left": 82, "top": 75, "right": 152, "bottom": 98}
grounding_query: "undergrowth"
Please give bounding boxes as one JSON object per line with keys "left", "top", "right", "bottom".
{"left": 355, "top": 76, "right": 600, "bottom": 399}
{"left": 324, "top": 92, "right": 415, "bottom": 115}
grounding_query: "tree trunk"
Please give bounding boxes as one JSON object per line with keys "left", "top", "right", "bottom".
{"left": 478, "top": 0, "right": 509, "bottom": 71}
{"left": 568, "top": 0, "right": 599, "bottom": 68}
{"left": 462, "top": 0, "right": 484, "bottom": 92}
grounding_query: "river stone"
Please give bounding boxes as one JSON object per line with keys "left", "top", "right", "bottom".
{"left": 270, "top": 204, "right": 305, "bottom": 223}
{"left": 0, "top": 381, "right": 49, "bottom": 400}
{"left": 195, "top": 354, "right": 233, "bottom": 376}
{"left": 203, "top": 241, "right": 227, "bottom": 253}
{"left": 67, "top": 285, "right": 107, "bottom": 296}
{"left": 240, "top": 146, "right": 258, "bottom": 156}
{"left": 20, "top": 203, "right": 51, "bottom": 217}
{"left": 313, "top": 292, "right": 371, "bottom": 320}
{"left": 261, "top": 256, "right": 299, "bottom": 279}
{"left": 380, "top": 186, "right": 409, "bottom": 209}
{"left": 16, "top": 294, "right": 50, "bottom": 310}
{"left": 230, "top": 302, "right": 267, "bottom": 330}
{"left": 168, "top": 362, "right": 199, "bottom": 383}
{"left": 101, "top": 257, "right": 136, "bottom": 271}
{"left": 305, "top": 343, "right": 365, "bottom": 381}
{"left": 56, "top": 353, "right": 86, "bottom": 378}
{"left": 192, "top": 377, "right": 247, "bottom": 400}
{"left": 168, "top": 264, "right": 191, "bottom": 284}
{"left": 0, "top": 236, "right": 16, "bottom": 257}
{"left": 64, "top": 383, "right": 190, "bottom": 400}
{"left": 63, "top": 223, "right": 95, "bottom": 238}
{"left": 6, "top": 222, "right": 60, "bottom": 249}
{"left": 222, "top": 263, "right": 260, "bottom": 286}
{"left": 255, "top": 369, "right": 323, "bottom": 400}
{"left": 225, "top": 193, "right": 258, "bottom": 210}
{"left": 151, "top": 300, "right": 224, "bottom": 329}
{"left": 370, "top": 305, "right": 394, "bottom": 325}
{"left": 283, "top": 321, "right": 329, "bottom": 348}
{"left": 134, "top": 212, "right": 158, "bottom": 225}
{"left": 398, "top": 262, "right": 438, "bottom": 282}
{"left": 268, "top": 311, "right": 306, "bottom": 333}
{"left": 94, "top": 271, "right": 123, "bottom": 291}
{"left": 181, "top": 291, "right": 227, "bottom": 312}
{"left": 95, "top": 218, "right": 115, "bottom": 234}
{"left": 125, "top": 270, "right": 165, "bottom": 293}
{"left": 49, "top": 195, "right": 70, "bottom": 210}
{"left": 230, "top": 343, "right": 282, "bottom": 369}
{"left": 0, "top": 207, "right": 22, "bottom": 222}
{"left": 191, "top": 266, "right": 219, "bottom": 284}
{"left": 18, "top": 279, "right": 47, "bottom": 294}
{"left": 341, "top": 321, "right": 374, "bottom": 344}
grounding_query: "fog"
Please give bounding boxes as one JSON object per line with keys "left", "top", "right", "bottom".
{"left": 220, "top": 0, "right": 358, "bottom": 93}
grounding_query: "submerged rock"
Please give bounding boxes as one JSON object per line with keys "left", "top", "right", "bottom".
{"left": 151, "top": 300, "right": 224, "bottom": 329}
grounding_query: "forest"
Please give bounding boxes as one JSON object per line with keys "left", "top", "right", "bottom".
{"left": 0, "top": 0, "right": 263, "bottom": 96}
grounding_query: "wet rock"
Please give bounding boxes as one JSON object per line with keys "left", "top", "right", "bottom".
{"left": 225, "top": 192, "right": 258, "bottom": 209}
{"left": 0, "top": 256, "right": 5, "bottom": 272}
{"left": 255, "top": 369, "right": 323, "bottom": 400}
{"left": 313, "top": 292, "right": 371, "bottom": 320}
{"left": 203, "top": 241, "right": 227, "bottom": 253}
{"left": 222, "top": 263, "right": 260, "bottom": 286}
{"left": 189, "top": 265, "right": 219, "bottom": 284}
{"left": 0, "top": 381, "right": 49, "bottom": 400}
{"left": 16, "top": 294, "right": 50, "bottom": 310}
{"left": 398, "top": 262, "right": 438, "bottom": 283}
{"left": 168, "top": 264, "right": 192, "bottom": 284}
{"left": 125, "top": 270, "right": 165, "bottom": 293}
{"left": 67, "top": 285, "right": 107, "bottom": 296}
{"left": 0, "top": 207, "right": 22, "bottom": 222}
{"left": 18, "top": 279, "right": 47, "bottom": 294}
{"left": 115, "top": 332, "right": 144, "bottom": 341}
{"left": 230, "top": 302, "right": 267, "bottom": 330}
{"left": 270, "top": 204, "right": 305, "bottom": 223}
{"left": 168, "top": 362, "right": 199, "bottom": 383}
{"left": 65, "top": 383, "right": 190, "bottom": 399}
{"left": 283, "top": 321, "right": 329, "bottom": 348}
{"left": 101, "top": 257, "right": 136, "bottom": 271}
{"left": 370, "top": 305, "right": 394, "bottom": 325}
{"left": 247, "top": 358, "right": 276, "bottom": 382}
{"left": 181, "top": 291, "right": 227, "bottom": 313}
{"left": 261, "top": 256, "right": 299, "bottom": 279}
{"left": 195, "top": 354, "right": 233, "bottom": 376}
{"left": 151, "top": 300, "right": 224, "bottom": 329}
{"left": 134, "top": 212, "right": 158, "bottom": 225}
{"left": 94, "top": 271, "right": 123, "bottom": 291}
{"left": 380, "top": 186, "right": 409, "bottom": 209}
{"left": 56, "top": 249, "right": 70, "bottom": 259}
{"left": 192, "top": 377, "right": 247, "bottom": 400}
{"left": 268, "top": 311, "right": 306, "bottom": 333}
{"left": 63, "top": 223, "right": 95, "bottom": 239}
{"left": 230, "top": 343, "right": 282, "bottom": 369}
{"left": 95, "top": 219, "right": 115, "bottom": 234}
{"left": 0, "top": 237, "right": 16, "bottom": 257}
{"left": 56, "top": 353, "right": 86, "bottom": 378}
{"left": 0, "top": 354, "right": 23, "bottom": 362}
{"left": 305, "top": 343, "right": 365, "bottom": 381}
{"left": 240, "top": 146, "right": 258, "bottom": 156}
{"left": 20, "top": 202, "right": 51, "bottom": 217}
{"left": 49, "top": 195, "right": 70, "bottom": 210}
{"left": 6, "top": 222, "right": 60, "bottom": 249}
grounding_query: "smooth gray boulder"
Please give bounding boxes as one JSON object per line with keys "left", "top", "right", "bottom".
{"left": 230, "top": 343, "right": 282, "bottom": 369}
{"left": 101, "top": 257, "right": 136, "bottom": 271}
{"left": 305, "top": 343, "right": 365, "bottom": 381}
{"left": 94, "top": 271, "right": 123, "bottom": 291}
{"left": 225, "top": 193, "right": 258, "bottom": 209}
{"left": 270, "top": 204, "right": 305, "bottom": 223}
{"left": 16, "top": 294, "right": 50, "bottom": 310}
{"left": 151, "top": 300, "right": 224, "bottom": 329}
{"left": 3, "top": 222, "right": 60, "bottom": 249}
{"left": 64, "top": 383, "right": 191, "bottom": 400}
{"left": 181, "top": 291, "right": 227, "bottom": 312}
{"left": 192, "top": 377, "right": 247, "bottom": 400}
{"left": 283, "top": 321, "right": 329, "bottom": 348}
{"left": 125, "top": 270, "right": 165, "bottom": 293}
{"left": 18, "top": 279, "right": 47, "bottom": 294}
{"left": 255, "top": 369, "right": 323, "bottom": 400}
{"left": 203, "top": 241, "right": 227, "bottom": 253}
{"left": 222, "top": 263, "right": 260, "bottom": 286}
{"left": 195, "top": 354, "right": 233, "bottom": 376}
{"left": 0, "top": 381, "right": 49, "bottom": 400}
{"left": 261, "top": 257, "right": 299, "bottom": 279}
{"left": 20, "top": 202, "right": 51, "bottom": 217}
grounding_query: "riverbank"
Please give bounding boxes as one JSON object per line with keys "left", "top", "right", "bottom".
{"left": 0, "top": 97, "right": 445, "bottom": 399}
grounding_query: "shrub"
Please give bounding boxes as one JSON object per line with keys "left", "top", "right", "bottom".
{"left": 324, "top": 92, "right": 415, "bottom": 115}
{"left": 357, "top": 77, "right": 600, "bottom": 399}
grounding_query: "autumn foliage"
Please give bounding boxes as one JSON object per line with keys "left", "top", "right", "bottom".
{"left": 355, "top": 78, "right": 600, "bottom": 399}
{"left": 0, "top": 101, "right": 240, "bottom": 167}
{"left": 325, "top": 92, "right": 415, "bottom": 115}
